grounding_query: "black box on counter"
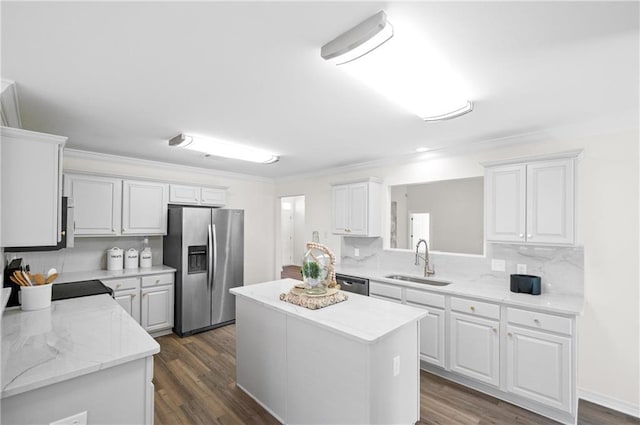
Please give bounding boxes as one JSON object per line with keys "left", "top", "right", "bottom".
{"left": 510, "top": 274, "right": 542, "bottom": 295}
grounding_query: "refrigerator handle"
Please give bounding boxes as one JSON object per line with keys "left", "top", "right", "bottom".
{"left": 208, "top": 223, "right": 214, "bottom": 289}
{"left": 211, "top": 224, "right": 218, "bottom": 290}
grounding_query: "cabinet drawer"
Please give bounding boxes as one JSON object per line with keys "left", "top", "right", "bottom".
{"left": 102, "top": 277, "right": 139, "bottom": 291}
{"left": 141, "top": 273, "right": 174, "bottom": 288}
{"left": 369, "top": 282, "right": 402, "bottom": 300}
{"left": 406, "top": 289, "right": 445, "bottom": 309}
{"left": 451, "top": 297, "right": 500, "bottom": 320}
{"left": 507, "top": 307, "right": 572, "bottom": 335}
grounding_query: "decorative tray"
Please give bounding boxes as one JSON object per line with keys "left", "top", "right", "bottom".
{"left": 280, "top": 286, "right": 348, "bottom": 310}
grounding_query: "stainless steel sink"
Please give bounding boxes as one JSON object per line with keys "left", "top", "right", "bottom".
{"left": 384, "top": 274, "right": 451, "bottom": 286}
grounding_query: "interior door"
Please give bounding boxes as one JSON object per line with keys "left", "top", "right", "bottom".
{"left": 180, "top": 207, "right": 211, "bottom": 333}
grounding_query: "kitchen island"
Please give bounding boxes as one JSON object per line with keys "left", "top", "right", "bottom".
{"left": 1, "top": 294, "right": 159, "bottom": 425}
{"left": 230, "top": 278, "right": 427, "bottom": 425}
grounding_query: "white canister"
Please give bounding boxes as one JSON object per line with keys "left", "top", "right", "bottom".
{"left": 124, "top": 248, "right": 139, "bottom": 269}
{"left": 19, "top": 284, "right": 52, "bottom": 311}
{"left": 139, "top": 247, "right": 152, "bottom": 268}
{"left": 107, "top": 247, "right": 124, "bottom": 271}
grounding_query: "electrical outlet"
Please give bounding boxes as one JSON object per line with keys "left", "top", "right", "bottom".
{"left": 491, "top": 259, "right": 506, "bottom": 272}
{"left": 50, "top": 411, "right": 87, "bottom": 425}
{"left": 517, "top": 264, "right": 527, "bottom": 274}
{"left": 393, "top": 356, "right": 400, "bottom": 376}
{"left": 354, "top": 248, "right": 360, "bottom": 257}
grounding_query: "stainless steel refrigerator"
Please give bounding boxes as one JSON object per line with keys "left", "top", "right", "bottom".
{"left": 164, "top": 206, "right": 244, "bottom": 336}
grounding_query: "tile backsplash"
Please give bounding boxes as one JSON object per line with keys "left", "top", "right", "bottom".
{"left": 341, "top": 237, "right": 584, "bottom": 296}
{"left": 4, "top": 236, "right": 164, "bottom": 274}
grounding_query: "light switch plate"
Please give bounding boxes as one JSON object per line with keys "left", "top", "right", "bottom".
{"left": 393, "top": 356, "right": 400, "bottom": 376}
{"left": 50, "top": 411, "right": 87, "bottom": 425}
{"left": 491, "top": 259, "right": 506, "bottom": 272}
{"left": 354, "top": 248, "right": 360, "bottom": 257}
{"left": 517, "top": 264, "right": 527, "bottom": 274}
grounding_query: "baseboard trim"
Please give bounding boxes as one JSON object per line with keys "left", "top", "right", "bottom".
{"left": 579, "top": 388, "right": 640, "bottom": 418}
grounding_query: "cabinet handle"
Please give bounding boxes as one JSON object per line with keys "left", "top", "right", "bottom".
{"left": 132, "top": 294, "right": 136, "bottom": 299}
{"left": 116, "top": 284, "right": 121, "bottom": 289}
{"left": 534, "top": 319, "right": 540, "bottom": 324}
{"left": 156, "top": 279, "right": 160, "bottom": 284}
{"left": 112, "top": 228, "right": 116, "bottom": 232}
{"left": 519, "top": 234, "right": 524, "bottom": 238}
{"left": 508, "top": 332, "right": 513, "bottom": 337}
{"left": 527, "top": 234, "right": 532, "bottom": 238}
{"left": 492, "top": 327, "right": 497, "bottom": 333}
{"left": 470, "top": 306, "right": 475, "bottom": 312}
{"left": 143, "top": 293, "right": 146, "bottom": 297}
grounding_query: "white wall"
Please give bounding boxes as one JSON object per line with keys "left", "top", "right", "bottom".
{"left": 64, "top": 150, "right": 276, "bottom": 285}
{"left": 275, "top": 127, "right": 639, "bottom": 413}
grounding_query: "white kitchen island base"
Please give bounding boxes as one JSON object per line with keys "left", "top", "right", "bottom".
{"left": 232, "top": 279, "right": 427, "bottom": 425}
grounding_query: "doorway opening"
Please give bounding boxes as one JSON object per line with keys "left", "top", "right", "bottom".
{"left": 280, "top": 195, "right": 305, "bottom": 268}
{"left": 409, "top": 212, "right": 430, "bottom": 249}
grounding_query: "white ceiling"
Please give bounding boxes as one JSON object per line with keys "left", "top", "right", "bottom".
{"left": 2, "top": 1, "right": 638, "bottom": 179}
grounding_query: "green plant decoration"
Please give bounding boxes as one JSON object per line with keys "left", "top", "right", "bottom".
{"left": 301, "top": 261, "right": 321, "bottom": 279}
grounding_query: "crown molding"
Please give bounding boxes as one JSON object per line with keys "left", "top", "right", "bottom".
{"left": 63, "top": 149, "right": 275, "bottom": 184}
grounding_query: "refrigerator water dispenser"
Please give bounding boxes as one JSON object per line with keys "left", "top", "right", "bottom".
{"left": 188, "top": 245, "right": 207, "bottom": 274}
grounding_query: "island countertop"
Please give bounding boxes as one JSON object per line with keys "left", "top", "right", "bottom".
{"left": 230, "top": 278, "right": 427, "bottom": 344}
{"left": 1, "top": 294, "right": 159, "bottom": 399}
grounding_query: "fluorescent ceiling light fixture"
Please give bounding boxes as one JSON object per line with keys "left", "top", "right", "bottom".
{"left": 169, "top": 134, "right": 279, "bottom": 164}
{"left": 321, "top": 11, "right": 473, "bottom": 121}
{"left": 415, "top": 147, "right": 430, "bottom": 153}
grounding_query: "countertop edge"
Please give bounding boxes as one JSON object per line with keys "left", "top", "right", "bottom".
{"left": 1, "top": 344, "right": 159, "bottom": 399}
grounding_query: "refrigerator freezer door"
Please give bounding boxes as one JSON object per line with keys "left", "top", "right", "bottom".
{"left": 180, "top": 207, "right": 212, "bottom": 333}
{"left": 211, "top": 209, "right": 244, "bottom": 326}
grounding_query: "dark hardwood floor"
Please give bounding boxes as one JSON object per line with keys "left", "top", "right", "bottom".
{"left": 154, "top": 325, "right": 639, "bottom": 425}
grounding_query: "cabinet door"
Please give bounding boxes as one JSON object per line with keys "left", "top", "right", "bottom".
{"left": 332, "top": 185, "right": 349, "bottom": 234}
{"left": 449, "top": 312, "right": 500, "bottom": 386}
{"left": 201, "top": 187, "right": 226, "bottom": 206}
{"left": 64, "top": 174, "right": 122, "bottom": 236}
{"left": 141, "top": 285, "right": 174, "bottom": 332}
{"left": 169, "top": 184, "right": 200, "bottom": 205}
{"left": 348, "top": 183, "right": 368, "bottom": 235}
{"left": 2, "top": 130, "right": 63, "bottom": 247}
{"left": 485, "top": 165, "right": 526, "bottom": 242}
{"left": 409, "top": 303, "right": 445, "bottom": 368}
{"left": 507, "top": 325, "right": 572, "bottom": 412}
{"left": 526, "top": 159, "right": 574, "bottom": 244}
{"left": 114, "top": 288, "right": 141, "bottom": 324}
{"left": 122, "top": 180, "right": 168, "bottom": 235}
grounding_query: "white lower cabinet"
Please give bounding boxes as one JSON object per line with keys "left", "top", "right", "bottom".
{"left": 449, "top": 311, "right": 500, "bottom": 387}
{"left": 102, "top": 273, "right": 174, "bottom": 335}
{"left": 114, "top": 288, "right": 141, "bottom": 323}
{"left": 360, "top": 278, "right": 577, "bottom": 424}
{"left": 506, "top": 307, "right": 573, "bottom": 413}
{"left": 141, "top": 285, "right": 174, "bottom": 332}
{"left": 406, "top": 289, "right": 446, "bottom": 368}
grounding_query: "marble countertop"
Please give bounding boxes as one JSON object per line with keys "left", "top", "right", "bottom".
{"left": 231, "top": 279, "right": 427, "bottom": 344}
{"left": 55, "top": 265, "right": 176, "bottom": 284}
{"left": 1, "top": 294, "right": 159, "bottom": 399}
{"left": 336, "top": 265, "right": 584, "bottom": 315}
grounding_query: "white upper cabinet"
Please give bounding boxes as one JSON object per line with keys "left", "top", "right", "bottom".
{"left": 169, "top": 184, "right": 200, "bottom": 205}
{"left": 485, "top": 153, "right": 577, "bottom": 245}
{"left": 200, "top": 187, "right": 226, "bottom": 206}
{"left": 65, "top": 174, "right": 122, "bottom": 236}
{"left": 66, "top": 175, "right": 168, "bottom": 236}
{"left": 1, "top": 127, "right": 66, "bottom": 247}
{"left": 331, "top": 178, "right": 381, "bottom": 236}
{"left": 169, "top": 184, "right": 226, "bottom": 207}
{"left": 122, "top": 180, "right": 168, "bottom": 235}
{"left": 526, "top": 159, "right": 574, "bottom": 244}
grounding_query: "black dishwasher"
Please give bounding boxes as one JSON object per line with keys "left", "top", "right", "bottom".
{"left": 335, "top": 273, "right": 369, "bottom": 296}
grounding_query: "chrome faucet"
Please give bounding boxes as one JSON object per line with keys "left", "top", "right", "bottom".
{"left": 415, "top": 239, "right": 435, "bottom": 276}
